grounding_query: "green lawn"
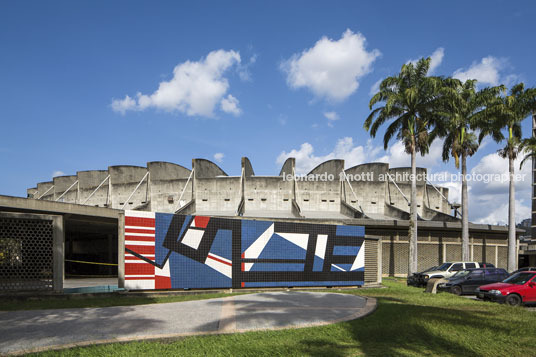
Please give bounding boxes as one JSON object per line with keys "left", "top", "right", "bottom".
{"left": 0, "top": 292, "right": 244, "bottom": 311}
{"left": 29, "top": 279, "right": 536, "bottom": 356}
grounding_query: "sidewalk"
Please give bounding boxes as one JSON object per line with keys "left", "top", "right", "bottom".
{"left": 0, "top": 291, "right": 376, "bottom": 355}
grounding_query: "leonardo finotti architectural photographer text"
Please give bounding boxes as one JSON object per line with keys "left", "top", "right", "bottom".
{"left": 282, "top": 171, "right": 526, "bottom": 183}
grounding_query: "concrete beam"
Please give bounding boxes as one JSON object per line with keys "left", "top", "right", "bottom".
{"left": 0, "top": 195, "right": 121, "bottom": 219}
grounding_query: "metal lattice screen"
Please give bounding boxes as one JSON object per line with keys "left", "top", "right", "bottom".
{"left": 418, "top": 244, "right": 442, "bottom": 272}
{"left": 0, "top": 217, "right": 54, "bottom": 291}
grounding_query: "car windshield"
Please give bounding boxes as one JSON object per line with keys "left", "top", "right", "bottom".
{"left": 436, "top": 263, "right": 451, "bottom": 271}
{"left": 503, "top": 273, "right": 536, "bottom": 285}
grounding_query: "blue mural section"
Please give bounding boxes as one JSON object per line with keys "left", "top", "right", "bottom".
{"left": 132, "top": 213, "right": 365, "bottom": 290}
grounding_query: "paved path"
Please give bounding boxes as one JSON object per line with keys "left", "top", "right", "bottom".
{"left": 0, "top": 291, "right": 375, "bottom": 355}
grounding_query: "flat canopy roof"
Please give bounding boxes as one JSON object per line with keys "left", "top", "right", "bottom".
{"left": 0, "top": 195, "right": 121, "bottom": 220}
{"left": 0, "top": 195, "right": 516, "bottom": 235}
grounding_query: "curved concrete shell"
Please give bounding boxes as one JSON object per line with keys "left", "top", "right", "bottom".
{"left": 242, "top": 157, "right": 255, "bottom": 177}
{"left": 279, "top": 158, "right": 295, "bottom": 176}
{"left": 193, "top": 159, "right": 227, "bottom": 178}
{"left": 78, "top": 170, "right": 110, "bottom": 207}
{"left": 53, "top": 175, "right": 78, "bottom": 203}
{"left": 108, "top": 165, "right": 148, "bottom": 210}
{"left": 36, "top": 181, "right": 54, "bottom": 200}
{"left": 147, "top": 162, "right": 192, "bottom": 212}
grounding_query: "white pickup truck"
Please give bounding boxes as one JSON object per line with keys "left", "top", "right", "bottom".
{"left": 408, "top": 262, "right": 495, "bottom": 287}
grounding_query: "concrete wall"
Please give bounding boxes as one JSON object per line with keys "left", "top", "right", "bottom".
{"left": 108, "top": 165, "right": 148, "bottom": 210}
{"left": 36, "top": 181, "right": 55, "bottom": 201}
{"left": 195, "top": 177, "right": 241, "bottom": 214}
{"left": 244, "top": 176, "right": 294, "bottom": 212}
{"left": 78, "top": 170, "right": 110, "bottom": 207}
{"left": 386, "top": 167, "right": 427, "bottom": 216}
{"left": 53, "top": 175, "right": 78, "bottom": 204}
{"left": 147, "top": 162, "right": 192, "bottom": 213}
{"left": 343, "top": 163, "right": 388, "bottom": 216}
{"left": 298, "top": 160, "right": 343, "bottom": 213}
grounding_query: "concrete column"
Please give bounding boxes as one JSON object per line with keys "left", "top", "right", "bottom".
{"left": 495, "top": 245, "right": 499, "bottom": 267}
{"left": 118, "top": 211, "right": 125, "bottom": 288}
{"left": 470, "top": 241, "right": 474, "bottom": 261}
{"left": 52, "top": 215, "right": 64, "bottom": 293}
{"left": 377, "top": 237, "right": 382, "bottom": 284}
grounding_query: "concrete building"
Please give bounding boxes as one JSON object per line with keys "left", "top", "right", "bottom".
{"left": 0, "top": 158, "right": 517, "bottom": 293}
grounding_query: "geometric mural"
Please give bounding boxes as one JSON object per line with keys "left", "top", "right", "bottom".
{"left": 124, "top": 211, "right": 365, "bottom": 290}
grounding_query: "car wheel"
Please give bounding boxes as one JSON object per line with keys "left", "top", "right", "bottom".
{"left": 451, "top": 285, "right": 462, "bottom": 296}
{"left": 505, "top": 294, "right": 522, "bottom": 306}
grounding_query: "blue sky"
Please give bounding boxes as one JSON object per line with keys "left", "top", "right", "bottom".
{"left": 1, "top": 1, "right": 535, "bottom": 224}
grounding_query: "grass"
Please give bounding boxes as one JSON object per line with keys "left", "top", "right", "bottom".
{"left": 0, "top": 292, "right": 245, "bottom": 311}
{"left": 27, "top": 279, "right": 536, "bottom": 356}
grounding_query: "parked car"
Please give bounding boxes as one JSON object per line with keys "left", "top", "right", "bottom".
{"left": 407, "top": 266, "right": 438, "bottom": 286}
{"left": 408, "top": 262, "right": 494, "bottom": 287}
{"left": 437, "top": 268, "right": 509, "bottom": 295}
{"left": 510, "top": 267, "right": 536, "bottom": 275}
{"left": 476, "top": 271, "right": 536, "bottom": 306}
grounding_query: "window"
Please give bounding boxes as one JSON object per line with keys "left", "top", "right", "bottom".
{"left": 465, "top": 263, "right": 476, "bottom": 269}
{"left": 470, "top": 271, "right": 484, "bottom": 279}
{"left": 450, "top": 263, "right": 463, "bottom": 272}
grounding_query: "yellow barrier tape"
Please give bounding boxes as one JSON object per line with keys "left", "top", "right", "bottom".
{"left": 65, "top": 259, "right": 118, "bottom": 266}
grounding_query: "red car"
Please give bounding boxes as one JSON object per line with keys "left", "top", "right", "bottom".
{"left": 476, "top": 271, "right": 536, "bottom": 306}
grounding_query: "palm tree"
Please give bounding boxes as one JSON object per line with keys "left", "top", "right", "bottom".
{"left": 364, "top": 57, "right": 443, "bottom": 275}
{"left": 519, "top": 135, "right": 536, "bottom": 170}
{"left": 479, "top": 83, "right": 536, "bottom": 272}
{"left": 437, "top": 79, "right": 504, "bottom": 261}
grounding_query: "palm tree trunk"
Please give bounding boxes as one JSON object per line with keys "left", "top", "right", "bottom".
{"left": 408, "top": 148, "right": 418, "bottom": 275}
{"left": 461, "top": 153, "right": 469, "bottom": 261}
{"left": 508, "top": 156, "right": 516, "bottom": 272}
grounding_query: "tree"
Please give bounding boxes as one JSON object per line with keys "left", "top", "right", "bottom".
{"left": 479, "top": 83, "right": 536, "bottom": 272}
{"left": 364, "top": 57, "right": 443, "bottom": 275}
{"left": 436, "top": 79, "right": 504, "bottom": 261}
{"left": 519, "top": 115, "right": 536, "bottom": 170}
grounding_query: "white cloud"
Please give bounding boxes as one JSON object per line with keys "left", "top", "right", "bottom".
{"left": 281, "top": 29, "right": 381, "bottom": 102}
{"left": 323, "top": 111, "right": 339, "bottom": 121}
{"left": 277, "top": 138, "right": 444, "bottom": 176}
{"left": 238, "top": 54, "right": 257, "bottom": 81}
{"left": 376, "top": 139, "right": 444, "bottom": 168}
{"left": 111, "top": 49, "right": 241, "bottom": 117}
{"left": 408, "top": 47, "right": 444, "bottom": 74}
{"left": 430, "top": 153, "right": 531, "bottom": 224}
{"left": 220, "top": 94, "right": 241, "bottom": 116}
{"left": 213, "top": 153, "right": 225, "bottom": 163}
{"left": 323, "top": 111, "right": 339, "bottom": 127}
{"left": 276, "top": 137, "right": 375, "bottom": 175}
{"left": 453, "top": 56, "right": 504, "bottom": 85}
{"left": 110, "top": 95, "right": 136, "bottom": 115}
{"left": 52, "top": 171, "right": 65, "bottom": 177}
{"left": 466, "top": 153, "right": 531, "bottom": 224}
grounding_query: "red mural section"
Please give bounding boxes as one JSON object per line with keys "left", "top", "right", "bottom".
{"left": 124, "top": 211, "right": 171, "bottom": 289}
